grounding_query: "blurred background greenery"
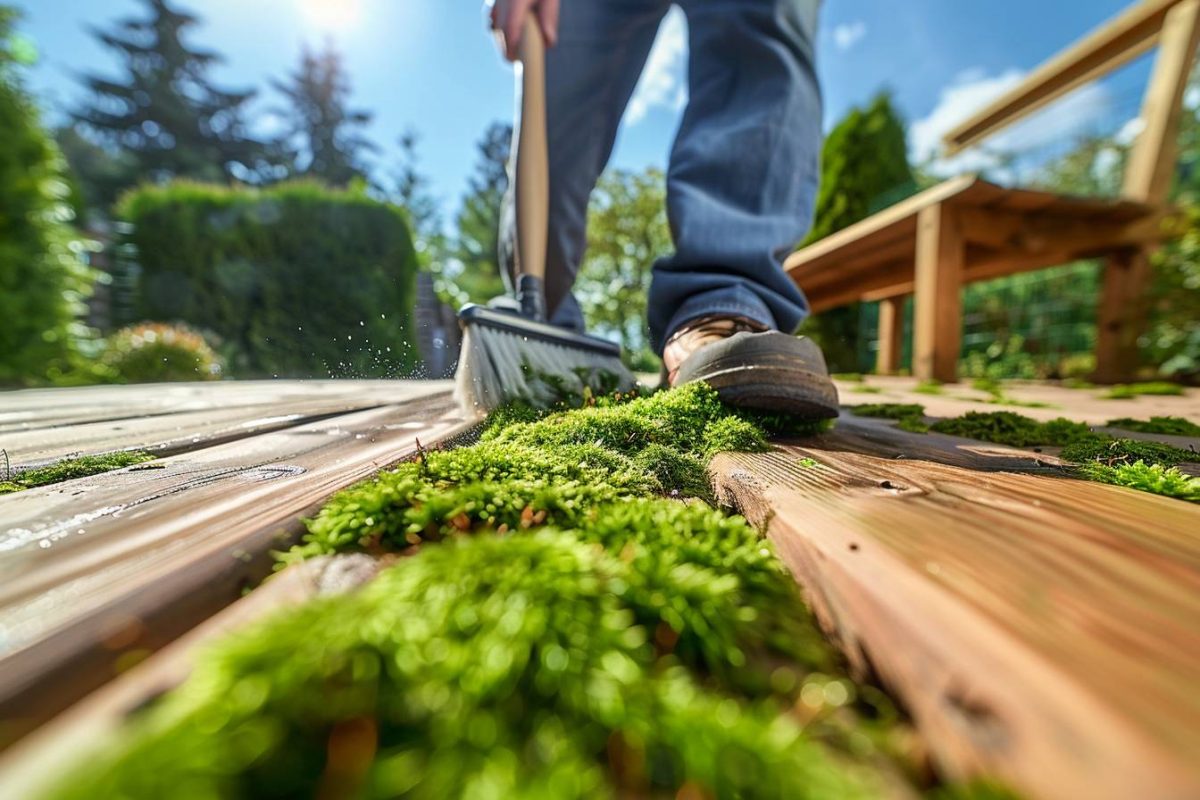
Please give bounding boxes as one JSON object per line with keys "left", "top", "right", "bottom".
{"left": 1, "top": 0, "right": 1197, "bottom": 387}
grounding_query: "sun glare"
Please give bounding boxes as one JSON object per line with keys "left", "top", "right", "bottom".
{"left": 299, "top": 0, "right": 362, "bottom": 32}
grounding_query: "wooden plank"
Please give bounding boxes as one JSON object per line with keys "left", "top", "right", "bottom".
{"left": 0, "top": 380, "right": 442, "bottom": 434}
{"left": 0, "top": 394, "right": 471, "bottom": 748}
{"left": 875, "top": 296, "right": 905, "bottom": 375}
{"left": 710, "top": 443, "right": 1200, "bottom": 800}
{"left": 0, "top": 555, "right": 383, "bottom": 799}
{"left": 1124, "top": 0, "right": 1200, "bottom": 203}
{"left": 942, "top": 0, "right": 1181, "bottom": 155}
{"left": 785, "top": 176, "right": 981, "bottom": 275}
{"left": 3, "top": 400, "right": 374, "bottom": 469}
{"left": 913, "top": 203, "right": 964, "bottom": 382}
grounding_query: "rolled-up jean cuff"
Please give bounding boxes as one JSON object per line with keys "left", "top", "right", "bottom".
{"left": 657, "top": 286, "right": 777, "bottom": 354}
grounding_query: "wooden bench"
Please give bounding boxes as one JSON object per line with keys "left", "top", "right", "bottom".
{"left": 786, "top": 0, "right": 1200, "bottom": 383}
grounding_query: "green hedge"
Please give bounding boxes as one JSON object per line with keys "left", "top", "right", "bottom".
{"left": 116, "top": 181, "right": 419, "bottom": 378}
{"left": 0, "top": 7, "right": 95, "bottom": 386}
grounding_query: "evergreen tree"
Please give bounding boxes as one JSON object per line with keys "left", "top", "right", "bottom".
{"left": 442, "top": 122, "right": 511, "bottom": 305}
{"left": 801, "top": 92, "right": 915, "bottom": 371}
{"left": 393, "top": 128, "right": 443, "bottom": 259}
{"left": 0, "top": 7, "right": 95, "bottom": 385}
{"left": 73, "top": 0, "right": 267, "bottom": 188}
{"left": 271, "top": 43, "right": 375, "bottom": 187}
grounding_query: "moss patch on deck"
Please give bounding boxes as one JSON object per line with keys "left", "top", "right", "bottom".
{"left": 846, "top": 405, "right": 1199, "bottom": 503}
{"left": 47, "top": 384, "right": 952, "bottom": 799}
{"left": 0, "top": 451, "right": 156, "bottom": 495}
{"left": 1106, "top": 416, "right": 1200, "bottom": 437}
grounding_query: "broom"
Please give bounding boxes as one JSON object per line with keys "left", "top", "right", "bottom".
{"left": 453, "top": 17, "right": 635, "bottom": 415}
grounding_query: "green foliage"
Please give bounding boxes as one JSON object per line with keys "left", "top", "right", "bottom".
{"left": 99, "top": 322, "right": 224, "bottom": 383}
{"left": 913, "top": 380, "right": 943, "bottom": 395}
{"left": 577, "top": 168, "right": 670, "bottom": 371}
{"left": 1102, "top": 382, "right": 1185, "bottom": 399}
{"left": 73, "top": 0, "right": 269, "bottom": 188}
{"left": 930, "top": 412, "right": 1092, "bottom": 448}
{"left": 1, "top": 451, "right": 155, "bottom": 493}
{"left": 802, "top": 92, "right": 916, "bottom": 372}
{"left": 1078, "top": 461, "right": 1200, "bottom": 502}
{"left": 116, "top": 180, "right": 418, "bottom": 378}
{"left": 0, "top": 7, "right": 96, "bottom": 386}
{"left": 271, "top": 42, "right": 375, "bottom": 187}
{"left": 1106, "top": 416, "right": 1200, "bottom": 437}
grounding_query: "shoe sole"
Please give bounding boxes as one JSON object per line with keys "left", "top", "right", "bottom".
{"left": 674, "top": 331, "right": 840, "bottom": 419}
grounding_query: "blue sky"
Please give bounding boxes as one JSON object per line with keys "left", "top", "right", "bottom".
{"left": 15, "top": 0, "right": 1147, "bottom": 222}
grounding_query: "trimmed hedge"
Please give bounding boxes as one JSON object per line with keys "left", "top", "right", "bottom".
{"left": 116, "top": 181, "right": 419, "bottom": 378}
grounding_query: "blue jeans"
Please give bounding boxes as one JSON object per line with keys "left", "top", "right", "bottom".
{"left": 518, "top": 0, "right": 823, "bottom": 354}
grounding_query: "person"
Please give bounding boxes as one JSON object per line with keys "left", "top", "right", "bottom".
{"left": 489, "top": 0, "right": 838, "bottom": 417}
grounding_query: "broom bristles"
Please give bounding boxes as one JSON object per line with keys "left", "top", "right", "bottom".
{"left": 454, "top": 323, "right": 636, "bottom": 416}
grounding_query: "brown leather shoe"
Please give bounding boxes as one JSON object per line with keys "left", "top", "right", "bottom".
{"left": 663, "top": 315, "right": 839, "bottom": 418}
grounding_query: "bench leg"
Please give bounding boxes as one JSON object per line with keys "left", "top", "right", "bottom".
{"left": 1094, "top": 248, "right": 1150, "bottom": 384}
{"left": 913, "top": 204, "right": 963, "bottom": 383}
{"left": 876, "top": 295, "right": 905, "bottom": 375}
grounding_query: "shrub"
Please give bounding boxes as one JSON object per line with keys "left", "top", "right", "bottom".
{"left": 0, "top": 8, "right": 95, "bottom": 386}
{"left": 116, "top": 180, "right": 419, "bottom": 378}
{"left": 100, "top": 322, "right": 223, "bottom": 383}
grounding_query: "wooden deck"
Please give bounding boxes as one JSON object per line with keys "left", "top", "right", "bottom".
{"left": 0, "top": 378, "right": 1197, "bottom": 799}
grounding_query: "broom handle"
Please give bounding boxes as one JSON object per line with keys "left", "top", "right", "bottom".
{"left": 515, "top": 15, "right": 549, "bottom": 319}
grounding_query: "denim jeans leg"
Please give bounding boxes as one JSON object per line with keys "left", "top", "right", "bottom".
{"left": 501, "top": 0, "right": 671, "bottom": 331}
{"left": 648, "top": 0, "right": 823, "bottom": 352}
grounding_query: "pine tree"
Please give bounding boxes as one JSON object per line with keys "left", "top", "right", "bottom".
{"left": 443, "top": 122, "right": 511, "bottom": 305}
{"left": 802, "top": 92, "right": 915, "bottom": 371}
{"left": 271, "top": 43, "right": 375, "bottom": 187}
{"left": 73, "top": 0, "right": 267, "bottom": 187}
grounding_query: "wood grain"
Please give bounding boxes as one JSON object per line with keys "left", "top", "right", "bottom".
{"left": 0, "top": 391, "right": 471, "bottom": 748}
{"left": 0, "top": 554, "right": 383, "bottom": 799}
{"left": 710, "top": 444, "right": 1200, "bottom": 800}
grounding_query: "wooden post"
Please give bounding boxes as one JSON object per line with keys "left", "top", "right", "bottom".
{"left": 1094, "top": 249, "right": 1152, "bottom": 384}
{"left": 913, "top": 203, "right": 963, "bottom": 383}
{"left": 875, "top": 295, "right": 905, "bottom": 375}
{"left": 1096, "top": 0, "right": 1200, "bottom": 382}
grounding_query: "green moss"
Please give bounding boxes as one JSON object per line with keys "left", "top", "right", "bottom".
{"left": 1107, "top": 416, "right": 1200, "bottom": 437}
{"left": 1, "top": 451, "right": 156, "bottom": 493}
{"left": 1103, "top": 382, "right": 1185, "bottom": 399}
{"left": 848, "top": 403, "right": 925, "bottom": 421}
{"left": 896, "top": 417, "right": 931, "bottom": 434}
{"left": 913, "top": 380, "right": 944, "bottom": 395}
{"left": 852, "top": 385, "right": 883, "bottom": 394}
{"left": 1078, "top": 461, "right": 1200, "bottom": 502}
{"left": 48, "top": 518, "right": 875, "bottom": 799}
{"left": 1059, "top": 437, "right": 1194, "bottom": 468}
{"left": 929, "top": 412, "right": 1091, "bottom": 448}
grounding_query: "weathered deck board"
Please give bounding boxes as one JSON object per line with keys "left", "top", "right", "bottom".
{"left": 0, "top": 555, "right": 383, "bottom": 799}
{"left": 0, "top": 388, "right": 469, "bottom": 747}
{"left": 711, "top": 443, "right": 1200, "bottom": 800}
{"left": 0, "top": 379, "right": 439, "bottom": 434}
{"left": 1, "top": 381, "right": 450, "bottom": 468}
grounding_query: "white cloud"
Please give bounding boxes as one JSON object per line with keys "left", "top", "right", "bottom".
{"left": 625, "top": 6, "right": 688, "bottom": 125}
{"left": 911, "top": 68, "right": 1114, "bottom": 179}
{"left": 1114, "top": 116, "right": 1144, "bottom": 146}
{"left": 832, "top": 21, "right": 867, "bottom": 51}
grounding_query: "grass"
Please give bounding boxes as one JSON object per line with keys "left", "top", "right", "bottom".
{"left": 913, "top": 380, "right": 944, "bottom": 395}
{"left": 0, "top": 451, "right": 156, "bottom": 494}
{"left": 1106, "top": 416, "right": 1200, "bottom": 437}
{"left": 49, "top": 383, "right": 951, "bottom": 799}
{"left": 929, "top": 412, "right": 1093, "bottom": 448}
{"left": 1102, "top": 382, "right": 1185, "bottom": 399}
